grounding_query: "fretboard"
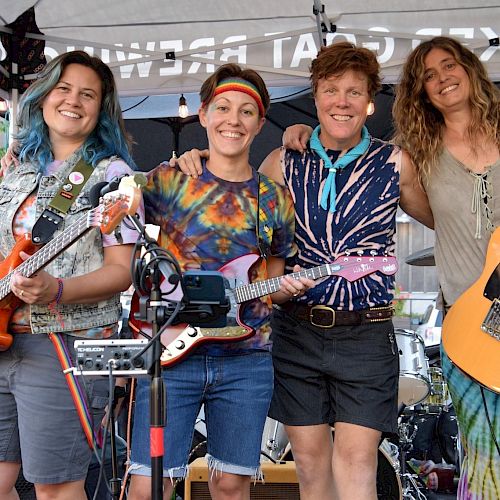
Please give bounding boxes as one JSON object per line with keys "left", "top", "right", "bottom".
{"left": 0, "top": 210, "right": 94, "bottom": 301}
{"left": 234, "top": 263, "right": 339, "bottom": 304}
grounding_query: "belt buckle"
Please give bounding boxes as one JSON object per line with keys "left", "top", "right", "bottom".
{"left": 310, "top": 305, "right": 336, "bottom": 328}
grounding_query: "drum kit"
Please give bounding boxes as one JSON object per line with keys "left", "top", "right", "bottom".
{"left": 260, "top": 328, "right": 459, "bottom": 500}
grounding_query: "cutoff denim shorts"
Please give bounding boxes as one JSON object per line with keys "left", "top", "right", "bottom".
{"left": 129, "top": 351, "right": 273, "bottom": 478}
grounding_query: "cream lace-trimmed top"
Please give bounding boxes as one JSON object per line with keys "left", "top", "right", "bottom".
{"left": 426, "top": 148, "right": 500, "bottom": 306}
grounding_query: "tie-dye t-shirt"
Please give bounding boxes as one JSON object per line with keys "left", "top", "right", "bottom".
{"left": 10, "top": 158, "right": 139, "bottom": 337}
{"left": 282, "top": 137, "right": 401, "bottom": 310}
{"left": 143, "top": 162, "right": 296, "bottom": 353}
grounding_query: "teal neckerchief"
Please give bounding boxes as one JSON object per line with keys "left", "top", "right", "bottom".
{"left": 310, "top": 125, "right": 371, "bottom": 213}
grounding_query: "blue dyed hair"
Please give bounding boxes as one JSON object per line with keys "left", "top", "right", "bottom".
{"left": 15, "top": 50, "right": 136, "bottom": 170}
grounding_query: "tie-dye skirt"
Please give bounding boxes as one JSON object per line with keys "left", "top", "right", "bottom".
{"left": 441, "top": 348, "right": 500, "bottom": 500}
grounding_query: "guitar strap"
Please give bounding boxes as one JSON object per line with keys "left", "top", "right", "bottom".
{"left": 256, "top": 174, "right": 276, "bottom": 259}
{"left": 49, "top": 333, "right": 96, "bottom": 450}
{"left": 32, "top": 158, "right": 94, "bottom": 245}
{"left": 34, "top": 159, "right": 97, "bottom": 450}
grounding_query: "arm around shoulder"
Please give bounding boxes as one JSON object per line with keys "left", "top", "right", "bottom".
{"left": 259, "top": 148, "right": 285, "bottom": 186}
{"left": 399, "top": 151, "right": 434, "bottom": 229}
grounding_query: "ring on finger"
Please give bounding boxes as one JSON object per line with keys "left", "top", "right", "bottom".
{"left": 19, "top": 289, "right": 24, "bottom": 297}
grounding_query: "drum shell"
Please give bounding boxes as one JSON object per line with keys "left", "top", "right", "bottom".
{"left": 377, "top": 439, "right": 402, "bottom": 500}
{"left": 395, "top": 329, "right": 430, "bottom": 406}
{"left": 421, "top": 367, "right": 451, "bottom": 414}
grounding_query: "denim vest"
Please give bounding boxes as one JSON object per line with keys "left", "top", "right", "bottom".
{"left": 0, "top": 153, "right": 121, "bottom": 335}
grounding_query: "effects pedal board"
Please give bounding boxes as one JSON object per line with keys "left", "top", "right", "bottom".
{"left": 73, "top": 339, "right": 151, "bottom": 376}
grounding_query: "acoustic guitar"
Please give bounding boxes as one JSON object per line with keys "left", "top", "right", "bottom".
{"left": 129, "top": 253, "right": 398, "bottom": 367}
{"left": 0, "top": 180, "right": 142, "bottom": 351}
{"left": 442, "top": 227, "right": 500, "bottom": 393}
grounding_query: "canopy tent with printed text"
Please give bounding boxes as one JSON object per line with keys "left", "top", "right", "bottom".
{"left": 0, "top": 0, "right": 498, "bottom": 103}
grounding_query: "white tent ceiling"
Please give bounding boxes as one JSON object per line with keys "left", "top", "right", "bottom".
{"left": 0, "top": 0, "right": 498, "bottom": 100}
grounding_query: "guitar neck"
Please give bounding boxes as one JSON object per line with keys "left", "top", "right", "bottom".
{"left": 234, "top": 264, "right": 336, "bottom": 304}
{"left": 0, "top": 211, "right": 92, "bottom": 301}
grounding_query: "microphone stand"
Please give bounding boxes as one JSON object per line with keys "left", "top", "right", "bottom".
{"left": 149, "top": 265, "right": 166, "bottom": 500}
{"left": 125, "top": 214, "right": 178, "bottom": 500}
{"left": 125, "top": 214, "right": 229, "bottom": 500}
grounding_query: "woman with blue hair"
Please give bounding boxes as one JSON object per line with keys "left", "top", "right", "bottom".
{"left": 0, "top": 50, "right": 138, "bottom": 500}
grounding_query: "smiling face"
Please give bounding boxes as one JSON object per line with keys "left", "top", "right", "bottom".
{"left": 42, "top": 63, "right": 102, "bottom": 153}
{"left": 314, "top": 70, "right": 371, "bottom": 150}
{"left": 423, "top": 47, "right": 471, "bottom": 114}
{"left": 199, "top": 90, "right": 265, "bottom": 161}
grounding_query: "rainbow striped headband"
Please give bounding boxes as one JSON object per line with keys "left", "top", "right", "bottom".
{"left": 209, "top": 77, "right": 266, "bottom": 117}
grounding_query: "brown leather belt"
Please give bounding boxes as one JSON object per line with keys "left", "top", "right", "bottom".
{"left": 280, "top": 302, "right": 394, "bottom": 328}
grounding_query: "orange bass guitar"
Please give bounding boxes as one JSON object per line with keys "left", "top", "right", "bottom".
{"left": 442, "top": 227, "right": 500, "bottom": 393}
{"left": 0, "top": 181, "right": 141, "bottom": 351}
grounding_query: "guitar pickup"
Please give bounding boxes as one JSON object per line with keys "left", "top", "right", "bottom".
{"left": 481, "top": 298, "right": 500, "bottom": 341}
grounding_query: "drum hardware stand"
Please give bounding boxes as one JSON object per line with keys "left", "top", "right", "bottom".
{"left": 265, "top": 423, "right": 282, "bottom": 457}
{"left": 398, "top": 413, "right": 427, "bottom": 500}
{"left": 108, "top": 385, "right": 127, "bottom": 500}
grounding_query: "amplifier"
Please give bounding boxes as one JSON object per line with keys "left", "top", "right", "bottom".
{"left": 184, "top": 458, "right": 299, "bottom": 500}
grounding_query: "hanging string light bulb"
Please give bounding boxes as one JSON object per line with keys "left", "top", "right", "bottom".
{"left": 178, "top": 94, "right": 189, "bottom": 118}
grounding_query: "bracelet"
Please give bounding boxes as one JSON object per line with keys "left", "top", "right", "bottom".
{"left": 48, "top": 278, "right": 65, "bottom": 329}
{"left": 54, "top": 278, "right": 64, "bottom": 304}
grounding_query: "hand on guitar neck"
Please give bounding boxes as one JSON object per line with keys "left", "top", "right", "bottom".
{"left": 10, "top": 251, "right": 60, "bottom": 305}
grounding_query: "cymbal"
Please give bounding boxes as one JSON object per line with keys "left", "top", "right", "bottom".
{"left": 405, "top": 247, "right": 435, "bottom": 266}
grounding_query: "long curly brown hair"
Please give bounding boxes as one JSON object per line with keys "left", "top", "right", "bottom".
{"left": 393, "top": 36, "right": 499, "bottom": 186}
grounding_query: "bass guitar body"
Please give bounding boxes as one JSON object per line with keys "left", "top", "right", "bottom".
{"left": 442, "top": 228, "right": 500, "bottom": 393}
{"left": 0, "top": 235, "right": 38, "bottom": 351}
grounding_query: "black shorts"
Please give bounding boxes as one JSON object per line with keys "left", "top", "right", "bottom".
{"left": 269, "top": 308, "right": 399, "bottom": 435}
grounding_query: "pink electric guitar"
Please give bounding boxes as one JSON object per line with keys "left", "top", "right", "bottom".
{"left": 129, "top": 253, "right": 398, "bottom": 367}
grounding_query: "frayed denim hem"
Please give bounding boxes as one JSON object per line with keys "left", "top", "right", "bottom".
{"left": 127, "top": 460, "right": 188, "bottom": 481}
{"left": 206, "top": 454, "right": 263, "bottom": 481}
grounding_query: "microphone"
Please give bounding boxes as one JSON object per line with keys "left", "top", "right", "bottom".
{"left": 89, "top": 176, "right": 124, "bottom": 207}
{"left": 99, "top": 174, "right": 128, "bottom": 197}
{"left": 89, "top": 173, "right": 147, "bottom": 207}
{"left": 89, "top": 181, "right": 108, "bottom": 207}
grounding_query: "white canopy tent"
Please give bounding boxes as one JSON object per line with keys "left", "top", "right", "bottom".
{"left": 0, "top": 0, "right": 498, "bottom": 101}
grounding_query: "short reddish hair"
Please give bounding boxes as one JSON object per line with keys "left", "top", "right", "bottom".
{"left": 310, "top": 42, "right": 381, "bottom": 99}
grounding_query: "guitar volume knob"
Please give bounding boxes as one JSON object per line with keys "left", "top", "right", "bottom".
{"left": 174, "top": 340, "right": 186, "bottom": 350}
